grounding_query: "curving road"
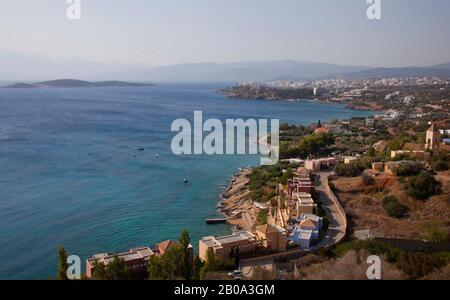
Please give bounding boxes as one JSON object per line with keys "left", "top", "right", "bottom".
{"left": 240, "top": 171, "right": 347, "bottom": 277}
{"left": 313, "top": 171, "right": 347, "bottom": 249}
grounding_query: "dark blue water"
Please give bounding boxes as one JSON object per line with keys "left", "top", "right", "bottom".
{"left": 0, "top": 83, "right": 373, "bottom": 279}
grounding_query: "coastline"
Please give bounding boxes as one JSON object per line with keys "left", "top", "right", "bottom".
{"left": 218, "top": 167, "right": 256, "bottom": 232}
{"left": 220, "top": 92, "right": 384, "bottom": 112}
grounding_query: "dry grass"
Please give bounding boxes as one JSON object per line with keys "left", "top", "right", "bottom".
{"left": 331, "top": 171, "right": 450, "bottom": 239}
{"left": 421, "top": 263, "right": 450, "bottom": 280}
{"left": 297, "top": 251, "right": 405, "bottom": 280}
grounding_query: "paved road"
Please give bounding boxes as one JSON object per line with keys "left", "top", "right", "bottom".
{"left": 313, "top": 171, "right": 347, "bottom": 249}
{"left": 240, "top": 171, "right": 347, "bottom": 277}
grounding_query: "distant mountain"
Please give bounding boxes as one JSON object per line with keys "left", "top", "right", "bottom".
{"left": 431, "top": 62, "right": 450, "bottom": 69}
{"left": 335, "top": 67, "right": 450, "bottom": 80}
{"left": 2, "top": 79, "right": 155, "bottom": 89}
{"left": 114, "top": 60, "right": 370, "bottom": 82}
{"left": 0, "top": 52, "right": 369, "bottom": 82}
{"left": 0, "top": 51, "right": 149, "bottom": 81}
{"left": 2, "top": 51, "right": 450, "bottom": 82}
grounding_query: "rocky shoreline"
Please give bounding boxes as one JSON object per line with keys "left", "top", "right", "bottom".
{"left": 217, "top": 167, "right": 256, "bottom": 232}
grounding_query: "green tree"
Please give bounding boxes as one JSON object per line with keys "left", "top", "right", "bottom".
{"left": 200, "top": 248, "right": 218, "bottom": 279}
{"left": 147, "top": 255, "right": 165, "bottom": 280}
{"left": 162, "top": 245, "right": 186, "bottom": 279}
{"left": 192, "top": 256, "right": 205, "bottom": 280}
{"left": 179, "top": 229, "right": 192, "bottom": 280}
{"left": 147, "top": 244, "right": 186, "bottom": 280}
{"left": 57, "top": 246, "right": 69, "bottom": 280}
{"left": 257, "top": 210, "right": 268, "bottom": 225}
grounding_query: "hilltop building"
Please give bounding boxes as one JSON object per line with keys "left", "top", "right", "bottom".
{"left": 425, "top": 123, "right": 441, "bottom": 152}
{"left": 304, "top": 158, "right": 336, "bottom": 172}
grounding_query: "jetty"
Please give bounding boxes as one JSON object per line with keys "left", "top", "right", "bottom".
{"left": 205, "top": 217, "right": 229, "bottom": 224}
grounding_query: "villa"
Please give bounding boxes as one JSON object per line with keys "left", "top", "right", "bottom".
{"left": 290, "top": 228, "right": 318, "bottom": 249}
{"left": 199, "top": 231, "right": 260, "bottom": 261}
{"left": 255, "top": 224, "right": 288, "bottom": 253}
{"left": 293, "top": 192, "right": 317, "bottom": 216}
{"left": 299, "top": 213, "right": 323, "bottom": 230}
{"left": 85, "top": 240, "right": 194, "bottom": 278}
{"left": 288, "top": 176, "right": 314, "bottom": 194}
{"left": 304, "top": 157, "right": 337, "bottom": 172}
{"left": 86, "top": 247, "right": 154, "bottom": 278}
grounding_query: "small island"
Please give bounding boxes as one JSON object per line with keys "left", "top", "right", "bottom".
{"left": 2, "top": 79, "right": 155, "bottom": 89}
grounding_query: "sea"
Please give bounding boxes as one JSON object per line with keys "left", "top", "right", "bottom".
{"left": 0, "top": 83, "right": 374, "bottom": 279}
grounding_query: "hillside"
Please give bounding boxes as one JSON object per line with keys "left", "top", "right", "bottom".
{"left": 335, "top": 67, "right": 450, "bottom": 80}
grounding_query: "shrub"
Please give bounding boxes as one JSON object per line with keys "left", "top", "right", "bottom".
{"left": 396, "top": 252, "right": 446, "bottom": 279}
{"left": 423, "top": 221, "right": 449, "bottom": 243}
{"left": 335, "top": 163, "right": 362, "bottom": 177}
{"left": 333, "top": 240, "right": 449, "bottom": 279}
{"left": 407, "top": 172, "right": 442, "bottom": 201}
{"left": 257, "top": 210, "right": 268, "bottom": 225}
{"left": 361, "top": 173, "right": 375, "bottom": 186}
{"left": 433, "top": 160, "right": 449, "bottom": 172}
{"left": 382, "top": 196, "right": 408, "bottom": 218}
{"left": 395, "top": 162, "right": 423, "bottom": 177}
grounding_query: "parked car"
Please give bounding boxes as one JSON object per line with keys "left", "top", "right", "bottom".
{"left": 227, "top": 270, "right": 243, "bottom": 278}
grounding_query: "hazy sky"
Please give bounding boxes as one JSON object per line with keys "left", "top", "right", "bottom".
{"left": 1, "top": 0, "right": 449, "bottom": 67}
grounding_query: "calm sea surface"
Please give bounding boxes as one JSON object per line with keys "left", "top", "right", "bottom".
{"left": 0, "top": 83, "right": 374, "bottom": 279}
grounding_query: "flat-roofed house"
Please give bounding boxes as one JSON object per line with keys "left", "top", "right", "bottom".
{"left": 288, "top": 176, "right": 314, "bottom": 194}
{"left": 86, "top": 247, "right": 155, "bottom": 278}
{"left": 344, "top": 157, "right": 358, "bottom": 164}
{"left": 294, "top": 193, "right": 317, "bottom": 216}
{"left": 385, "top": 161, "right": 399, "bottom": 176}
{"left": 304, "top": 158, "right": 336, "bottom": 172}
{"left": 372, "top": 162, "right": 384, "bottom": 172}
{"left": 255, "top": 224, "right": 287, "bottom": 252}
{"left": 290, "top": 228, "right": 318, "bottom": 249}
{"left": 199, "top": 231, "right": 259, "bottom": 261}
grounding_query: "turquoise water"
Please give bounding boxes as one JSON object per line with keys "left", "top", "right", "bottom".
{"left": 0, "top": 83, "right": 374, "bottom": 279}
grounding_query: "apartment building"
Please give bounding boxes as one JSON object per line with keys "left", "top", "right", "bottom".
{"left": 199, "top": 231, "right": 260, "bottom": 261}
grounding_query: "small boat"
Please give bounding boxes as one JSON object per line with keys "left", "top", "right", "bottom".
{"left": 137, "top": 148, "right": 145, "bottom": 151}
{"left": 184, "top": 179, "right": 189, "bottom": 183}
{"left": 155, "top": 154, "right": 160, "bottom": 158}
{"left": 132, "top": 153, "right": 136, "bottom": 157}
